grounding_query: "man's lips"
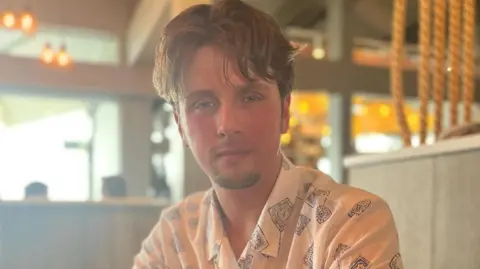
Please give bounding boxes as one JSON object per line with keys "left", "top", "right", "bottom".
{"left": 215, "top": 149, "right": 252, "bottom": 159}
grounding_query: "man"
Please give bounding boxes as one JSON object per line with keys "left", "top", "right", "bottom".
{"left": 134, "top": 0, "right": 404, "bottom": 268}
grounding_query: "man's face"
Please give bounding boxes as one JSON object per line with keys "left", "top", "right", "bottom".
{"left": 174, "top": 46, "right": 290, "bottom": 189}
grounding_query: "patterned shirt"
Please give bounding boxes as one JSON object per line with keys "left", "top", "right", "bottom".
{"left": 133, "top": 156, "right": 403, "bottom": 269}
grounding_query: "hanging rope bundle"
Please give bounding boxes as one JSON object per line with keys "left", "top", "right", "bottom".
{"left": 462, "top": 0, "right": 476, "bottom": 124}
{"left": 447, "top": 0, "right": 462, "bottom": 127}
{"left": 391, "top": 0, "right": 412, "bottom": 146}
{"left": 433, "top": 0, "right": 447, "bottom": 139}
{"left": 391, "top": 0, "right": 477, "bottom": 145}
{"left": 418, "top": 0, "right": 432, "bottom": 144}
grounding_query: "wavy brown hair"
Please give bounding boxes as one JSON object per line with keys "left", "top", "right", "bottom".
{"left": 153, "top": 0, "right": 296, "bottom": 105}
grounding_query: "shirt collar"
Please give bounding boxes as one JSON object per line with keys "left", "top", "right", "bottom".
{"left": 206, "top": 153, "right": 305, "bottom": 260}
{"left": 206, "top": 189, "right": 223, "bottom": 261}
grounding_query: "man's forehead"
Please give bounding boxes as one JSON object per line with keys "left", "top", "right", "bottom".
{"left": 181, "top": 80, "right": 269, "bottom": 101}
{"left": 179, "top": 46, "right": 275, "bottom": 98}
{"left": 185, "top": 51, "right": 246, "bottom": 83}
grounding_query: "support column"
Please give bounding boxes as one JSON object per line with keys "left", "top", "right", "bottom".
{"left": 326, "top": 0, "right": 350, "bottom": 61}
{"left": 327, "top": 93, "right": 354, "bottom": 183}
{"left": 325, "top": 0, "right": 355, "bottom": 183}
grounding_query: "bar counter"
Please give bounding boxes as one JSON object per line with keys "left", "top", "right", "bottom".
{"left": 345, "top": 134, "right": 480, "bottom": 269}
{"left": 0, "top": 199, "right": 169, "bottom": 269}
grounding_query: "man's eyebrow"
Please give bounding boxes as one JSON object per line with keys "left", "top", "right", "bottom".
{"left": 185, "top": 90, "right": 215, "bottom": 101}
{"left": 235, "top": 81, "right": 267, "bottom": 92}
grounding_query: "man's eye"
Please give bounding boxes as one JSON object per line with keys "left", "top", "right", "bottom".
{"left": 194, "top": 101, "right": 215, "bottom": 109}
{"left": 243, "top": 95, "right": 262, "bottom": 102}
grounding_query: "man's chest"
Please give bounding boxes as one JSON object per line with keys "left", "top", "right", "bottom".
{"left": 168, "top": 232, "right": 324, "bottom": 269}
{"left": 168, "top": 205, "right": 330, "bottom": 269}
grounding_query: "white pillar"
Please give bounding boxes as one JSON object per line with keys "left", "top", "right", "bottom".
{"left": 119, "top": 97, "right": 154, "bottom": 197}
{"left": 91, "top": 97, "right": 154, "bottom": 199}
{"left": 91, "top": 101, "right": 122, "bottom": 200}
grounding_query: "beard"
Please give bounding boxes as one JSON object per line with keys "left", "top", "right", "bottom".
{"left": 211, "top": 172, "right": 261, "bottom": 189}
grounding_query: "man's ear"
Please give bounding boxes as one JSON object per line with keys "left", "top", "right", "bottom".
{"left": 281, "top": 94, "right": 291, "bottom": 134}
{"left": 173, "top": 110, "right": 189, "bottom": 147}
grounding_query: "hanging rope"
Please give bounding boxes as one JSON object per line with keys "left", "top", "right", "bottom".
{"left": 447, "top": 0, "right": 462, "bottom": 127}
{"left": 462, "top": 0, "right": 476, "bottom": 124}
{"left": 391, "top": 0, "right": 412, "bottom": 146}
{"left": 433, "top": 0, "right": 447, "bottom": 139}
{"left": 418, "top": 0, "right": 432, "bottom": 144}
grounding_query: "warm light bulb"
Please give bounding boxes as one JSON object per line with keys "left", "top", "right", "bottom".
{"left": 20, "top": 12, "right": 35, "bottom": 33}
{"left": 312, "top": 48, "right": 325, "bottom": 59}
{"left": 280, "top": 133, "right": 291, "bottom": 145}
{"left": 40, "top": 43, "right": 55, "bottom": 64}
{"left": 2, "top": 11, "right": 16, "bottom": 28}
{"left": 298, "top": 101, "right": 309, "bottom": 114}
{"left": 57, "top": 46, "right": 71, "bottom": 67}
{"left": 379, "top": 105, "right": 391, "bottom": 117}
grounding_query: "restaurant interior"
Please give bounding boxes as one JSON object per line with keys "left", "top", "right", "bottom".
{"left": 0, "top": 0, "right": 479, "bottom": 268}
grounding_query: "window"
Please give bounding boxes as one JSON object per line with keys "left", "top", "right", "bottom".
{"left": 0, "top": 95, "right": 92, "bottom": 200}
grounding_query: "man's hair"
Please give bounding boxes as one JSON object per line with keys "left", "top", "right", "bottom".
{"left": 153, "top": 0, "right": 296, "bottom": 105}
{"left": 25, "top": 182, "right": 48, "bottom": 198}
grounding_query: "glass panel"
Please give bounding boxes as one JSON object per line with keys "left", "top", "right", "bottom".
{"left": 281, "top": 90, "right": 330, "bottom": 172}
{"left": 352, "top": 94, "right": 480, "bottom": 152}
{"left": 0, "top": 94, "right": 93, "bottom": 201}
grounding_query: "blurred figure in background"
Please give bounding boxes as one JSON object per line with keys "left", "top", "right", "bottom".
{"left": 24, "top": 182, "right": 49, "bottom": 201}
{"left": 150, "top": 166, "right": 170, "bottom": 199}
{"left": 102, "top": 175, "right": 127, "bottom": 199}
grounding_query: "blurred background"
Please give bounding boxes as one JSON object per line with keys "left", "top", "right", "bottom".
{"left": 0, "top": 0, "right": 480, "bottom": 268}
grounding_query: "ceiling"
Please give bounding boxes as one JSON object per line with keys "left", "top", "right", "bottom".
{"left": 241, "top": 0, "right": 480, "bottom": 67}
{"left": 241, "top": 0, "right": 421, "bottom": 44}
{"left": 134, "top": 0, "right": 444, "bottom": 63}
{"left": 245, "top": 0, "right": 480, "bottom": 54}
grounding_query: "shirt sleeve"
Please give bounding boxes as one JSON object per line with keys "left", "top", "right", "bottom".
{"left": 324, "top": 197, "right": 404, "bottom": 269}
{"left": 132, "top": 214, "right": 181, "bottom": 269}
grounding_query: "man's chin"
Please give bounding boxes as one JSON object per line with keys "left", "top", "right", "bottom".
{"left": 212, "top": 172, "right": 260, "bottom": 190}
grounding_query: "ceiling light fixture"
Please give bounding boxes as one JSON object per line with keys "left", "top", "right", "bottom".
{"left": 1, "top": 9, "right": 37, "bottom": 34}
{"left": 19, "top": 10, "right": 35, "bottom": 33}
{"left": 40, "top": 42, "right": 73, "bottom": 67}
{"left": 56, "top": 44, "right": 71, "bottom": 67}
{"left": 1, "top": 10, "right": 16, "bottom": 29}
{"left": 40, "top": 43, "right": 55, "bottom": 64}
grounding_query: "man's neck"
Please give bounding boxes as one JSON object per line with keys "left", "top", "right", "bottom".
{"left": 213, "top": 154, "right": 283, "bottom": 233}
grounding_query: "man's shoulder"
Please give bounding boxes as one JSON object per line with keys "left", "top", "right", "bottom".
{"left": 299, "top": 167, "right": 391, "bottom": 217}
{"left": 160, "top": 189, "right": 212, "bottom": 221}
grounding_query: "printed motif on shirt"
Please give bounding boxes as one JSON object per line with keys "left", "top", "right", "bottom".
{"left": 347, "top": 199, "right": 372, "bottom": 218}
{"left": 349, "top": 255, "right": 371, "bottom": 269}
{"left": 303, "top": 244, "right": 314, "bottom": 269}
{"left": 389, "top": 253, "right": 402, "bottom": 269}
{"left": 295, "top": 214, "right": 311, "bottom": 236}
{"left": 268, "top": 198, "right": 294, "bottom": 232}
{"left": 250, "top": 225, "right": 269, "bottom": 252}
{"left": 237, "top": 254, "right": 254, "bottom": 269}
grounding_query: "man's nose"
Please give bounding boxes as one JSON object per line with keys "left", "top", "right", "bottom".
{"left": 216, "top": 102, "right": 242, "bottom": 137}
